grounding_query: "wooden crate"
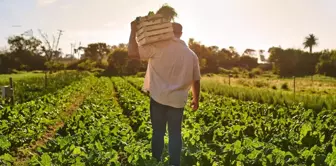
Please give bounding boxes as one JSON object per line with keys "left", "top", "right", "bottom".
{"left": 136, "top": 14, "right": 174, "bottom": 46}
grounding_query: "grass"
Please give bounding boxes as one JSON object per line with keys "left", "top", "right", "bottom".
{"left": 207, "top": 74, "right": 336, "bottom": 96}
{"left": 131, "top": 74, "right": 336, "bottom": 112}
{"left": 0, "top": 72, "right": 44, "bottom": 83}
{"left": 201, "top": 75, "right": 336, "bottom": 111}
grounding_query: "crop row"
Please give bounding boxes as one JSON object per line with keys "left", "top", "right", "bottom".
{"left": 0, "top": 75, "right": 97, "bottom": 165}
{"left": 26, "top": 77, "right": 156, "bottom": 165}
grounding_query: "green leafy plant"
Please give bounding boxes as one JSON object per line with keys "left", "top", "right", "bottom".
{"left": 156, "top": 4, "right": 178, "bottom": 21}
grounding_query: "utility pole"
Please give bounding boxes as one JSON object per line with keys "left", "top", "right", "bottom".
{"left": 55, "top": 29, "right": 64, "bottom": 51}
{"left": 70, "top": 43, "right": 74, "bottom": 55}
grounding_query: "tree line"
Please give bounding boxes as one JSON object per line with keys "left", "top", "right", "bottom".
{"left": 0, "top": 34, "right": 335, "bottom": 77}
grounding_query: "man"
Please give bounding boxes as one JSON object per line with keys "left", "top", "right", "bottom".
{"left": 128, "top": 20, "right": 201, "bottom": 166}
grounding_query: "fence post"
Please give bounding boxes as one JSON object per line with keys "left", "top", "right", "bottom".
{"left": 229, "top": 74, "right": 232, "bottom": 86}
{"left": 9, "top": 77, "right": 14, "bottom": 105}
{"left": 45, "top": 71, "right": 48, "bottom": 88}
{"left": 293, "top": 76, "right": 296, "bottom": 100}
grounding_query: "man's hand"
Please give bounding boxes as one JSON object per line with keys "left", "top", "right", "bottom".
{"left": 190, "top": 98, "right": 199, "bottom": 111}
{"left": 191, "top": 80, "right": 200, "bottom": 111}
{"left": 131, "top": 19, "right": 138, "bottom": 33}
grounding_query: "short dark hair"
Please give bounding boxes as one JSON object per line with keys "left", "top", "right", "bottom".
{"left": 172, "top": 22, "right": 182, "bottom": 34}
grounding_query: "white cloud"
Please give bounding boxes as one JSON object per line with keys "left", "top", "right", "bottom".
{"left": 37, "top": 0, "right": 58, "bottom": 6}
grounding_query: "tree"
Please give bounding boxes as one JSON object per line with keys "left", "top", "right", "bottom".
{"left": 243, "top": 48, "right": 256, "bottom": 57}
{"left": 7, "top": 36, "right": 43, "bottom": 54}
{"left": 107, "top": 48, "right": 128, "bottom": 74}
{"left": 316, "top": 50, "right": 336, "bottom": 77}
{"left": 78, "top": 59, "right": 96, "bottom": 71}
{"left": 80, "top": 43, "right": 110, "bottom": 63}
{"left": 5, "top": 35, "right": 46, "bottom": 72}
{"left": 229, "top": 46, "right": 239, "bottom": 58}
{"left": 303, "top": 34, "right": 318, "bottom": 54}
{"left": 238, "top": 56, "right": 258, "bottom": 70}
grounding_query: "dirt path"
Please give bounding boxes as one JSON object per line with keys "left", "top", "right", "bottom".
{"left": 14, "top": 92, "right": 89, "bottom": 165}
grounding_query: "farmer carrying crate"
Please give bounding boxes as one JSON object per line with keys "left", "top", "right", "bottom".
{"left": 128, "top": 12, "right": 201, "bottom": 166}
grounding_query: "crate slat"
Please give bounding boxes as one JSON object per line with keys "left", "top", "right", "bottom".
{"left": 135, "top": 14, "right": 174, "bottom": 46}
{"left": 137, "top": 18, "right": 169, "bottom": 29}
{"left": 138, "top": 32, "right": 175, "bottom": 46}
{"left": 137, "top": 22, "right": 172, "bottom": 35}
{"left": 137, "top": 26, "right": 173, "bottom": 41}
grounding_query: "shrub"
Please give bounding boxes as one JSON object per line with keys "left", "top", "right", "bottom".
{"left": 281, "top": 83, "right": 289, "bottom": 90}
{"left": 136, "top": 72, "right": 146, "bottom": 77}
{"left": 232, "top": 67, "right": 240, "bottom": 74}
{"left": 237, "top": 79, "right": 249, "bottom": 87}
{"left": 218, "top": 67, "right": 232, "bottom": 75}
{"left": 248, "top": 72, "right": 255, "bottom": 78}
{"left": 252, "top": 67, "right": 263, "bottom": 75}
{"left": 78, "top": 59, "right": 96, "bottom": 71}
{"left": 272, "top": 85, "right": 277, "bottom": 90}
{"left": 206, "top": 73, "right": 214, "bottom": 77}
{"left": 254, "top": 81, "right": 268, "bottom": 88}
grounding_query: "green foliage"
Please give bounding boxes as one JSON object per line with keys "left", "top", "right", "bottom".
{"left": 126, "top": 76, "right": 336, "bottom": 165}
{"left": 0, "top": 74, "right": 94, "bottom": 159}
{"left": 0, "top": 71, "right": 89, "bottom": 106}
{"left": 201, "top": 77, "right": 336, "bottom": 111}
{"left": 218, "top": 67, "right": 232, "bottom": 75}
{"left": 268, "top": 47, "right": 320, "bottom": 77}
{"left": 248, "top": 72, "right": 255, "bottom": 78}
{"left": 303, "top": 34, "right": 318, "bottom": 53}
{"left": 136, "top": 72, "right": 146, "bottom": 77}
{"left": 231, "top": 67, "right": 240, "bottom": 74}
{"left": 107, "top": 48, "right": 128, "bottom": 74}
{"left": 253, "top": 80, "right": 268, "bottom": 88}
{"left": 147, "top": 11, "right": 155, "bottom": 16}
{"left": 239, "top": 56, "right": 258, "bottom": 70}
{"left": 316, "top": 50, "right": 336, "bottom": 77}
{"left": 1, "top": 75, "right": 336, "bottom": 165}
{"left": 252, "top": 67, "right": 263, "bottom": 75}
{"left": 80, "top": 43, "right": 110, "bottom": 62}
{"left": 156, "top": 4, "right": 178, "bottom": 21}
{"left": 45, "top": 61, "right": 65, "bottom": 72}
{"left": 78, "top": 59, "right": 96, "bottom": 71}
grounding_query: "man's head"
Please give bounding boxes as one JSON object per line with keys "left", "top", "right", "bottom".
{"left": 172, "top": 22, "right": 183, "bottom": 38}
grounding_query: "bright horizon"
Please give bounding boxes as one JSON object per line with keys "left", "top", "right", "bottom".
{"left": 1, "top": 0, "right": 336, "bottom": 57}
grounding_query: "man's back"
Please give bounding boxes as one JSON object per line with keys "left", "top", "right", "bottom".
{"left": 128, "top": 20, "right": 201, "bottom": 165}
{"left": 143, "top": 38, "right": 200, "bottom": 108}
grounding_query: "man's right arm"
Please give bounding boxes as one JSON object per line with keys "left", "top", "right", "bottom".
{"left": 192, "top": 80, "right": 200, "bottom": 101}
{"left": 191, "top": 55, "right": 201, "bottom": 111}
{"left": 128, "top": 21, "right": 140, "bottom": 60}
{"left": 128, "top": 20, "right": 157, "bottom": 61}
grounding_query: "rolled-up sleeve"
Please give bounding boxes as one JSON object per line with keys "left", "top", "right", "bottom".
{"left": 193, "top": 55, "right": 201, "bottom": 81}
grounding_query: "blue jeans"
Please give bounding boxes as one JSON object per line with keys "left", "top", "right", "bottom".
{"left": 150, "top": 98, "right": 184, "bottom": 166}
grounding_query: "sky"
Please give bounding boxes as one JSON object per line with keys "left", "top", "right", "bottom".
{"left": 1, "top": 0, "right": 336, "bottom": 57}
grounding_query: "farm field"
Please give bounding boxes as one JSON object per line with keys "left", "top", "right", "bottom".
{"left": 201, "top": 74, "right": 336, "bottom": 111}
{"left": 0, "top": 72, "right": 336, "bottom": 165}
{"left": 0, "top": 71, "right": 90, "bottom": 107}
{"left": 203, "top": 74, "right": 336, "bottom": 96}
